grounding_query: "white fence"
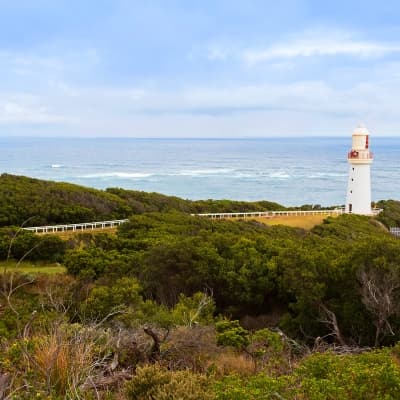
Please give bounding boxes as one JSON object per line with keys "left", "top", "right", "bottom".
{"left": 192, "top": 209, "right": 345, "bottom": 219}
{"left": 390, "top": 227, "right": 400, "bottom": 237}
{"left": 193, "top": 208, "right": 383, "bottom": 219}
{"left": 23, "top": 219, "right": 129, "bottom": 234}
{"left": 22, "top": 208, "right": 384, "bottom": 234}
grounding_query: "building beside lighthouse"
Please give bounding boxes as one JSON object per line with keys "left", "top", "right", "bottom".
{"left": 345, "top": 125, "right": 373, "bottom": 215}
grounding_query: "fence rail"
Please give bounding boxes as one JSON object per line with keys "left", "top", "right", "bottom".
{"left": 22, "top": 208, "right": 384, "bottom": 233}
{"left": 23, "top": 219, "right": 129, "bottom": 234}
{"left": 191, "top": 209, "right": 345, "bottom": 219}
{"left": 192, "top": 208, "right": 382, "bottom": 219}
{"left": 390, "top": 227, "right": 400, "bottom": 237}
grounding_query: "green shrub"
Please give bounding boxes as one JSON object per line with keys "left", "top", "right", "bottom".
{"left": 213, "top": 350, "right": 400, "bottom": 400}
{"left": 80, "top": 277, "right": 143, "bottom": 321}
{"left": 294, "top": 350, "right": 400, "bottom": 400}
{"left": 213, "top": 374, "right": 288, "bottom": 400}
{"left": 124, "top": 364, "right": 214, "bottom": 400}
{"left": 215, "top": 320, "right": 249, "bottom": 349}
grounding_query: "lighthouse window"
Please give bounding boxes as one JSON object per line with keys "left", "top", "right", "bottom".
{"left": 351, "top": 178, "right": 354, "bottom": 181}
{"left": 352, "top": 168, "right": 354, "bottom": 171}
{"left": 350, "top": 190, "right": 352, "bottom": 193}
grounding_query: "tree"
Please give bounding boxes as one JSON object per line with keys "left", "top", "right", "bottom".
{"left": 358, "top": 267, "right": 400, "bottom": 346}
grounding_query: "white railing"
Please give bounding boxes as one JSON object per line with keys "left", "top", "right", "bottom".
{"left": 390, "top": 227, "right": 400, "bottom": 237}
{"left": 192, "top": 209, "right": 345, "bottom": 219}
{"left": 23, "top": 219, "right": 129, "bottom": 234}
{"left": 347, "top": 151, "right": 373, "bottom": 160}
{"left": 22, "top": 207, "right": 384, "bottom": 233}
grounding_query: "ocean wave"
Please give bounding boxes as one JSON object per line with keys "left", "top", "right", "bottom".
{"left": 269, "top": 171, "right": 290, "bottom": 179}
{"left": 171, "top": 168, "right": 234, "bottom": 176}
{"left": 234, "top": 172, "right": 259, "bottom": 178}
{"left": 79, "top": 172, "right": 153, "bottom": 179}
{"left": 309, "top": 172, "right": 347, "bottom": 178}
{"left": 51, "top": 164, "right": 64, "bottom": 168}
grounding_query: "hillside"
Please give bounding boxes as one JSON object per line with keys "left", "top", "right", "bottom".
{"left": 1, "top": 175, "right": 400, "bottom": 398}
{"left": 0, "top": 173, "right": 284, "bottom": 226}
{"left": 0, "top": 174, "right": 129, "bottom": 226}
{"left": 1, "top": 173, "right": 399, "bottom": 230}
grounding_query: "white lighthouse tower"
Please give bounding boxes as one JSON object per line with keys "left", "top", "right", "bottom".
{"left": 345, "top": 125, "right": 373, "bottom": 215}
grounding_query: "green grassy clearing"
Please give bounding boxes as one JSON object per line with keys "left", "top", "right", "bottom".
{"left": 0, "top": 260, "right": 66, "bottom": 274}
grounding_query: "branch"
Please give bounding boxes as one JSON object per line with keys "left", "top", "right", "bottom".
{"left": 319, "top": 303, "right": 346, "bottom": 346}
{"left": 92, "top": 307, "right": 128, "bottom": 329}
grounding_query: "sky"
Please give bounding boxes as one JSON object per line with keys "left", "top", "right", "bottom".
{"left": 1, "top": 0, "right": 400, "bottom": 137}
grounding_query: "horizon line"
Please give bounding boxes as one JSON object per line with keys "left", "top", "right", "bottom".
{"left": 0, "top": 135, "right": 399, "bottom": 140}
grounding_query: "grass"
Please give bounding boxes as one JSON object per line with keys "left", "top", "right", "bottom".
{"left": 251, "top": 214, "right": 338, "bottom": 230}
{"left": 0, "top": 260, "right": 66, "bottom": 274}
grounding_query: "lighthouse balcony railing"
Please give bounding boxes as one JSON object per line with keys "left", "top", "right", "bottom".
{"left": 347, "top": 151, "right": 373, "bottom": 160}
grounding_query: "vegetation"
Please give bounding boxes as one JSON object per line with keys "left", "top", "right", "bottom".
{"left": 0, "top": 260, "right": 65, "bottom": 274}
{"left": 0, "top": 174, "right": 286, "bottom": 226}
{"left": 377, "top": 199, "right": 400, "bottom": 227}
{"left": 0, "top": 175, "right": 400, "bottom": 398}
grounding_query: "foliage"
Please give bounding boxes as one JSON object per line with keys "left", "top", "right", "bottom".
{"left": 3, "top": 175, "right": 400, "bottom": 398}
{"left": 215, "top": 320, "right": 250, "bottom": 349}
{"left": 377, "top": 199, "right": 400, "bottom": 228}
{"left": 64, "top": 247, "right": 135, "bottom": 280}
{"left": 61, "top": 209, "right": 400, "bottom": 346}
{"left": 293, "top": 350, "right": 400, "bottom": 400}
{"left": 214, "top": 373, "right": 288, "bottom": 400}
{"left": 0, "top": 174, "right": 286, "bottom": 227}
{"left": 80, "top": 277, "right": 143, "bottom": 322}
{"left": 0, "top": 228, "right": 66, "bottom": 262}
{"left": 0, "top": 173, "right": 130, "bottom": 226}
{"left": 214, "top": 350, "right": 400, "bottom": 400}
{"left": 124, "top": 364, "right": 214, "bottom": 400}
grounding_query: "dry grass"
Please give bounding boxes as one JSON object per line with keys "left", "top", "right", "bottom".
{"left": 32, "top": 326, "right": 111, "bottom": 397}
{"left": 210, "top": 352, "right": 255, "bottom": 377}
{"left": 34, "top": 334, "right": 71, "bottom": 394}
{"left": 251, "top": 214, "right": 337, "bottom": 230}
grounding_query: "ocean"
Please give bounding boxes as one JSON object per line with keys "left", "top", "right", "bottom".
{"left": 0, "top": 136, "right": 399, "bottom": 207}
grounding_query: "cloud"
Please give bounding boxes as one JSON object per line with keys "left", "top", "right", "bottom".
{"left": 3, "top": 75, "right": 399, "bottom": 136}
{"left": 1, "top": 31, "right": 400, "bottom": 136}
{"left": 0, "top": 94, "right": 69, "bottom": 124}
{"left": 244, "top": 41, "right": 400, "bottom": 64}
{"left": 72, "top": 81, "right": 368, "bottom": 117}
{"left": 0, "top": 48, "right": 100, "bottom": 84}
{"left": 204, "top": 31, "right": 400, "bottom": 65}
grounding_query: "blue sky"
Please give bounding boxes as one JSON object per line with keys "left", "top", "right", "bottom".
{"left": 1, "top": 0, "right": 400, "bottom": 137}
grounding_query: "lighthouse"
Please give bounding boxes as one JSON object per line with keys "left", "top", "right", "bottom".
{"left": 345, "top": 125, "right": 373, "bottom": 215}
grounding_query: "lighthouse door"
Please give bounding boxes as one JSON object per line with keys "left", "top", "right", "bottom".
{"left": 349, "top": 204, "right": 352, "bottom": 213}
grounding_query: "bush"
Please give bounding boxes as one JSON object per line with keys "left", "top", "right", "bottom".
{"left": 213, "top": 350, "right": 400, "bottom": 400}
{"left": 124, "top": 364, "right": 214, "bottom": 400}
{"left": 213, "top": 374, "right": 288, "bottom": 400}
{"left": 293, "top": 350, "right": 400, "bottom": 400}
{"left": 215, "top": 320, "right": 249, "bottom": 349}
{"left": 80, "top": 277, "right": 143, "bottom": 321}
